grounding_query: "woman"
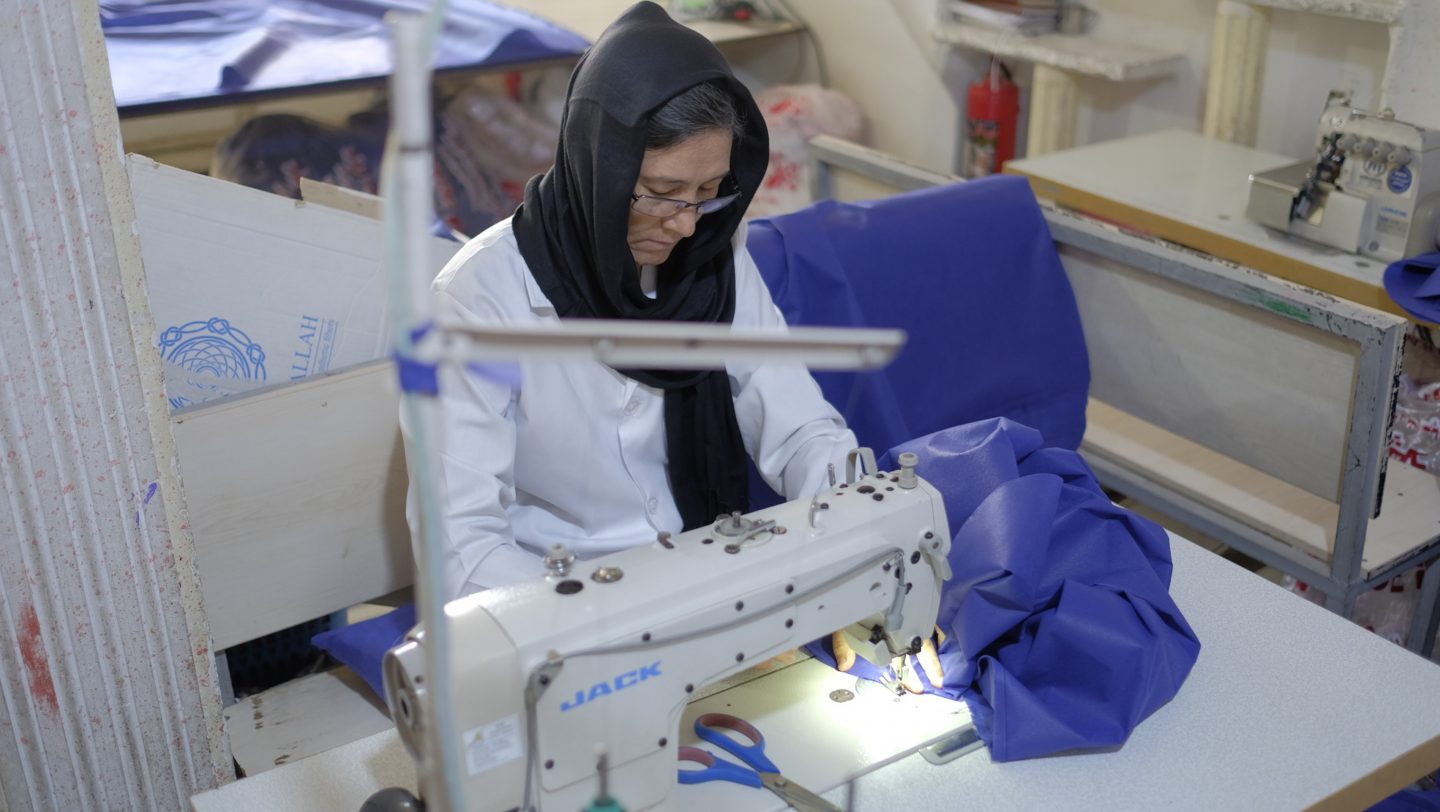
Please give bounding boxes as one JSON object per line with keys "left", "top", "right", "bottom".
{"left": 411, "top": 1, "right": 856, "bottom": 599}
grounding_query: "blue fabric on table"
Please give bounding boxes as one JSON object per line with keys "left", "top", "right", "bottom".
{"left": 1383, "top": 252, "right": 1440, "bottom": 325}
{"left": 311, "top": 603, "right": 416, "bottom": 700}
{"left": 102, "top": 0, "right": 589, "bottom": 110}
{"left": 806, "top": 417, "right": 1202, "bottom": 762}
{"left": 745, "top": 175, "right": 1090, "bottom": 472}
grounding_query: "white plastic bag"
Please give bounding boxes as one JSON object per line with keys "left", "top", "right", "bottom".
{"left": 1389, "top": 374, "right": 1440, "bottom": 474}
{"left": 1282, "top": 567, "right": 1426, "bottom": 647}
{"left": 747, "top": 84, "right": 866, "bottom": 219}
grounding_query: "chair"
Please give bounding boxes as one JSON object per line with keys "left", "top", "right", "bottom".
{"left": 745, "top": 174, "right": 1090, "bottom": 503}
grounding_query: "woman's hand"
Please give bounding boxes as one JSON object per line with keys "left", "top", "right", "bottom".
{"left": 832, "top": 627, "right": 945, "bottom": 693}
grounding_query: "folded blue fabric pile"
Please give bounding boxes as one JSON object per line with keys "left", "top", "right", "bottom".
{"left": 807, "top": 417, "right": 1202, "bottom": 761}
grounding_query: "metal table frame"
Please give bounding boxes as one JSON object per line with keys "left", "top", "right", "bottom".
{"left": 804, "top": 134, "right": 1440, "bottom": 655}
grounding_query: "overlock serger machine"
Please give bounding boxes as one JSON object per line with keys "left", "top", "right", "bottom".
{"left": 1247, "top": 94, "right": 1440, "bottom": 261}
{"left": 379, "top": 449, "right": 952, "bottom": 811}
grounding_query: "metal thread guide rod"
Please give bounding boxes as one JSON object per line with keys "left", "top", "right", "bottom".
{"left": 384, "top": 7, "right": 461, "bottom": 810}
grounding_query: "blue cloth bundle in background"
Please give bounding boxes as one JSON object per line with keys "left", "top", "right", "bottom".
{"left": 102, "top": 0, "right": 588, "bottom": 111}
{"left": 808, "top": 417, "right": 1201, "bottom": 762}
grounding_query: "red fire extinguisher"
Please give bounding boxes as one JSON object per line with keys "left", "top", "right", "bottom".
{"left": 965, "top": 57, "right": 1019, "bottom": 177}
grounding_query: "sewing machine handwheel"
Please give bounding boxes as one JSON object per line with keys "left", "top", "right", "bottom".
{"left": 360, "top": 787, "right": 425, "bottom": 811}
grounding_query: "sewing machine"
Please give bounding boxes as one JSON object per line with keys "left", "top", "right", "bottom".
{"left": 1246, "top": 96, "right": 1440, "bottom": 261}
{"left": 375, "top": 449, "right": 952, "bottom": 811}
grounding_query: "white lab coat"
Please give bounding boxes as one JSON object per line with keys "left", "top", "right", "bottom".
{"left": 405, "top": 217, "right": 857, "bottom": 599}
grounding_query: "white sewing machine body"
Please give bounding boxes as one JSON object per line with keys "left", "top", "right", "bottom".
{"left": 1247, "top": 100, "right": 1440, "bottom": 261}
{"left": 383, "top": 455, "right": 952, "bottom": 811}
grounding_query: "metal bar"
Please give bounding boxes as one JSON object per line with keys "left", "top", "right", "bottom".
{"left": 386, "top": 13, "right": 464, "bottom": 811}
{"left": 1042, "top": 206, "right": 1403, "bottom": 341}
{"left": 806, "top": 135, "right": 958, "bottom": 200}
{"left": 430, "top": 320, "right": 906, "bottom": 370}
{"left": 1048, "top": 206, "right": 1406, "bottom": 601}
{"left": 1329, "top": 319, "right": 1405, "bottom": 588}
{"left": 1411, "top": 564, "right": 1440, "bottom": 657}
{"left": 806, "top": 137, "right": 1416, "bottom": 630}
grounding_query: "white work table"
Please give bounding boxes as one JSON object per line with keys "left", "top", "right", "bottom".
{"left": 192, "top": 535, "right": 1440, "bottom": 811}
{"left": 1007, "top": 128, "right": 1416, "bottom": 322}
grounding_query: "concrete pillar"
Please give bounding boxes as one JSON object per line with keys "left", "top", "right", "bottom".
{"left": 1379, "top": 1, "right": 1440, "bottom": 131}
{"left": 1203, "top": 0, "right": 1271, "bottom": 146}
{"left": 1026, "top": 63, "right": 1080, "bottom": 157}
{"left": 0, "top": 1, "right": 230, "bottom": 809}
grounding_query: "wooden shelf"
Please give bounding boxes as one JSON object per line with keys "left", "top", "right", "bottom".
{"left": 1246, "top": 0, "right": 1403, "bottom": 24}
{"left": 497, "top": 0, "right": 801, "bottom": 43}
{"left": 933, "top": 21, "right": 1185, "bottom": 82}
{"left": 1085, "top": 398, "right": 1440, "bottom": 579}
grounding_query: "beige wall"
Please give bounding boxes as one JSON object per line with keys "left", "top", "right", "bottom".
{"left": 725, "top": 0, "right": 963, "bottom": 174}
{"left": 777, "top": 0, "right": 1400, "bottom": 171}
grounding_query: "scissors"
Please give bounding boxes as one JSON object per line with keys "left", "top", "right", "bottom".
{"left": 677, "top": 712, "right": 841, "bottom": 812}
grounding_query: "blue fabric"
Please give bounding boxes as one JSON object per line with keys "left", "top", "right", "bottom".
{"left": 806, "top": 418, "right": 1201, "bottom": 762}
{"left": 311, "top": 603, "right": 416, "bottom": 699}
{"left": 395, "top": 355, "right": 439, "bottom": 395}
{"left": 316, "top": 418, "right": 1203, "bottom": 755}
{"left": 102, "top": 0, "right": 589, "bottom": 110}
{"left": 745, "top": 176, "right": 1090, "bottom": 484}
{"left": 1383, "top": 252, "right": 1440, "bottom": 324}
{"left": 1372, "top": 787, "right": 1440, "bottom": 812}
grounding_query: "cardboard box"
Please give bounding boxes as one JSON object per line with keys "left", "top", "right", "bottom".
{"left": 128, "top": 156, "right": 460, "bottom": 408}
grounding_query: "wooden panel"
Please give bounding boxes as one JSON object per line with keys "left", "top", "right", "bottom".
{"left": 933, "top": 22, "right": 1185, "bottom": 82}
{"left": 1364, "top": 463, "right": 1440, "bottom": 576}
{"left": 299, "top": 178, "right": 382, "bottom": 221}
{"left": 1085, "top": 399, "right": 1337, "bottom": 560}
{"left": 1062, "top": 243, "right": 1360, "bottom": 502}
{"left": 171, "top": 361, "right": 413, "bottom": 650}
{"left": 223, "top": 669, "right": 392, "bottom": 777}
{"left": 1086, "top": 400, "right": 1440, "bottom": 577}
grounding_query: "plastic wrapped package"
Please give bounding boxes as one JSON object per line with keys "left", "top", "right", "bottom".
{"left": 210, "top": 84, "right": 559, "bottom": 238}
{"left": 1390, "top": 374, "right": 1440, "bottom": 474}
{"left": 210, "top": 113, "right": 383, "bottom": 200}
{"left": 747, "top": 84, "right": 865, "bottom": 219}
{"left": 434, "top": 86, "right": 559, "bottom": 238}
{"left": 1282, "top": 567, "right": 1428, "bottom": 647}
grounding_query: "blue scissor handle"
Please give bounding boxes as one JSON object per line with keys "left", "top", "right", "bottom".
{"left": 677, "top": 746, "right": 763, "bottom": 787}
{"left": 693, "top": 713, "right": 780, "bottom": 774}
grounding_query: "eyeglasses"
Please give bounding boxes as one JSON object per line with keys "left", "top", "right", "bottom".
{"left": 630, "top": 190, "right": 741, "bottom": 218}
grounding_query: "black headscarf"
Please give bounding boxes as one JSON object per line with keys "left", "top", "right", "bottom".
{"left": 511, "top": 1, "right": 769, "bottom": 531}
